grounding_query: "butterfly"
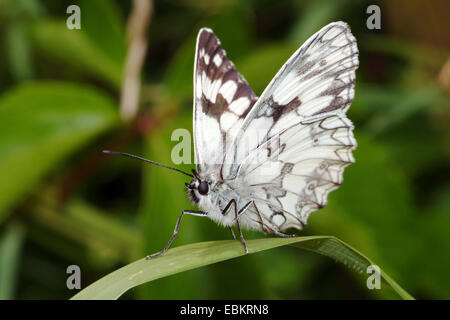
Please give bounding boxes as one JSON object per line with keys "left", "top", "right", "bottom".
{"left": 104, "top": 21, "right": 358, "bottom": 259}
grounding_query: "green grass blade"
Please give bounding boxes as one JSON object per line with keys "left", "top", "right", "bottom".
{"left": 0, "top": 224, "right": 25, "bottom": 300}
{"left": 71, "top": 236, "right": 414, "bottom": 300}
{"left": 289, "top": 237, "right": 414, "bottom": 300}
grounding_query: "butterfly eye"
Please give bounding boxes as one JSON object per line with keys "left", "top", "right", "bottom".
{"left": 198, "top": 181, "right": 209, "bottom": 195}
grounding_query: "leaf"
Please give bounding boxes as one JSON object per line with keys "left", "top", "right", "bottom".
{"left": 0, "top": 81, "right": 119, "bottom": 222}
{"left": 0, "top": 223, "right": 25, "bottom": 299}
{"left": 71, "top": 236, "right": 414, "bottom": 300}
{"left": 31, "top": 20, "right": 124, "bottom": 88}
{"left": 78, "top": 0, "right": 126, "bottom": 66}
{"left": 5, "top": 21, "right": 33, "bottom": 81}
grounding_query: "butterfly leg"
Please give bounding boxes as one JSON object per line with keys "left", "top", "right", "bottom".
{"left": 235, "top": 204, "right": 249, "bottom": 254}
{"left": 146, "top": 210, "right": 207, "bottom": 259}
{"left": 233, "top": 201, "right": 253, "bottom": 221}
{"left": 229, "top": 227, "right": 237, "bottom": 240}
{"left": 222, "top": 199, "right": 249, "bottom": 254}
{"left": 222, "top": 201, "right": 237, "bottom": 241}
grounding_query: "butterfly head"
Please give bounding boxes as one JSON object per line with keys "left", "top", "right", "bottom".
{"left": 186, "top": 169, "right": 211, "bottom": 204}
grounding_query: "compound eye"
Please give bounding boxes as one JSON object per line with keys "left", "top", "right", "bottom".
{"left": 198, "top": 181, "right": 209, "bottom": 195}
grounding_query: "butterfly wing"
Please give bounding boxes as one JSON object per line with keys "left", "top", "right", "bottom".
{"left": 193, "top": 28, "right": 258, "bottom": 174}
{"left": 223, "top": 21, "right": 358, "bottom": 179}
{"left": 237, "top": 114, "right": 356, "bottom": 232}
{"left": 231, "top": 21, "right": 359, "bottom": 232}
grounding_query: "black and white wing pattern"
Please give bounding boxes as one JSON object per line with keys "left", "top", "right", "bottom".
{"left": 110, "top": 23, "right": 357, "bottom": 259}
{"left": 191, "top": 22, "right": 358, "bottom": 235}
{"left": 229, "top": 22, "right": 359, "bottom": 232}
{"left": 193, "top": 28, "right": 258, "bottom": 174}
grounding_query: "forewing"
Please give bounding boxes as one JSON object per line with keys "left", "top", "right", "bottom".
{"left": 193, "top": 28, "right": 258, "bottom": 174}
{"left": 223, "top": 22, "right": 358, "bottom": 179}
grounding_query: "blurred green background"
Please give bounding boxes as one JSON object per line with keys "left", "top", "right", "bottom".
{"left": 0, "top": 0, "right": 449, "bottom": 299}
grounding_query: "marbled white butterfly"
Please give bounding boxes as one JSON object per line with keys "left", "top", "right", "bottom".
{"left": 105, "top": 21, "right": 358, "bottom": 258}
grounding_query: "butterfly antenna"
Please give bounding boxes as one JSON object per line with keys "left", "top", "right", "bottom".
{"left": 102, "top": 150, "right": 194, "bottom": 178}
{"left": 191, "top": 169, "right": 201, "bottom": 181}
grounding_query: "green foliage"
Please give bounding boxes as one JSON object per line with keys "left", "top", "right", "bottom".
{"left": 71, "top": 237, "right": 413, "bottom": 300}
{"left": 31, "top": 21, "right": 123, "bottom": 88}
{"left": 0, "top": 82, "right": 118, "bottom": 221}
{"left": 0, "top": 223, "right": 25, "bottom": 299}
